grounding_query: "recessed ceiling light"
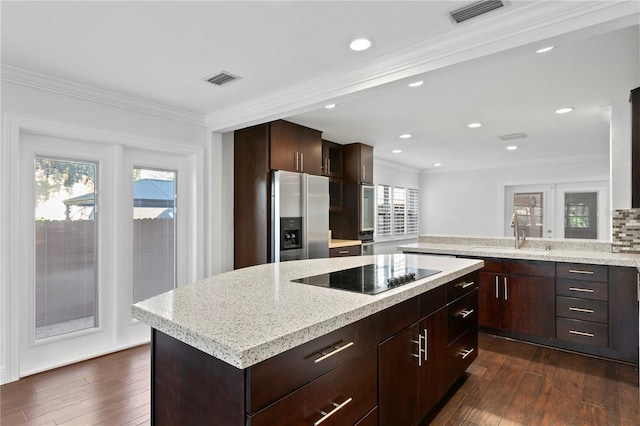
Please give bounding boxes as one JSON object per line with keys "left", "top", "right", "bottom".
{"left": 536, "top": 46, "right": 554, "bottom": 53}
{"left": 506, "top": 145, "right": 518, "bottom": 150}
{"left": 555, "top": 107, "right": 574, "bottom": 114}
{"left": 468, "top": 122, "right": 482, "bottom": 128}
{"left": 392, "top": 149, "right": 402, "bottom": 154}
{"left": 324, "top": 104, "right": 336, "bottom": 109}
{"left": 399, "top": 134, "right": 412, "bottom": 139}
{"left": 433, "top": 163, "right": 442, "bottom": 167}
{"left": 408, "top": 81, "right": 424, "bottom": 88}
{"left": 349, "top": 38, "right": 372, "bottom": 51}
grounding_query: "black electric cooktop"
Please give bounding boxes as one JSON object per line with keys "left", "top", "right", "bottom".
{"left": 293, "top": 259, "right": 441, "bottom": 295}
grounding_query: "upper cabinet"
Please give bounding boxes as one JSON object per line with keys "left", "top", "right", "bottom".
{"left": 322, "top": 140, "right": 343, "bottom": 177}
{"left": 344, "top": 143, "right": 374, "bottom": 184}
{"left": 269, "top": 120, "right": 322, "bottom": 176}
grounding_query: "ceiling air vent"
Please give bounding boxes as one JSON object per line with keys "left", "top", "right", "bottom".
{"left": 448, "top": 0, "right": 506, "bottom": 24}
{"left": 498, "top": 133, "right": 528, "bottom": 141}
{"left": 203, "top": 71, "right": 240, "bottom": 86}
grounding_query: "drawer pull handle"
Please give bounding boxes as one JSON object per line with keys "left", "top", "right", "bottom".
{"left": 460, "top": 348, "right": 475, "bottom": 359}
{"left": 458, "top": 281, "right": 475, "bottom": 289}
{"left": 459, "top": 309, "right": 475, "bottom": 318}
{"left": 569, "top": 330, "right": 595, "bottom": 337}
{"left": 494, "top": 276, "right": 499, "bottom": 299}
{"left": 338, "top": 250, "right": 350, "bottom": 254}
{"left": 314, "top": 341, "right": 354, "bottom": 364}
{"left": 411, "top": 333, "right": 426, "bottom": 367}
{"left": 569, "top": 307, "right": 595, "bottom": 313}
{"left": 568, "top": 287, "right": 595, "bottom": 293}
{"left": 568, "top": 269, "right": 595, "bottom": 275}
{"left": 314, "top": 397, "right": 353, "bottom": 426}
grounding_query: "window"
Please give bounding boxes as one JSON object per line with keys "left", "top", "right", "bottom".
{"left": 132, "top": 168, "right": 177, "bottom": 303}
{"left": 564, "top": 192, "right": 597, "bottom": 239}
{"left": 376, "top": 184, "right": 419, "bottom": 237}
{"left": 34, "top": 157, "right": 98, "bottom": 339}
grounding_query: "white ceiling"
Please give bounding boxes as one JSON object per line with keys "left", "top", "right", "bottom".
{"left": 2, "top": 1, "right": 639, "bottom": 172}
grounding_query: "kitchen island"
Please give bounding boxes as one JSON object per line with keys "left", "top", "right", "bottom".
{"left": 132, "top": 254, "right": 483, "bottom": 425}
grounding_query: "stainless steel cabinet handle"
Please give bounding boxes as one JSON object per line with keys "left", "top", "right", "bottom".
{"left": 460, "top": 348, "right": 475, "bottom": 359}
{"left": 314, "top": 398, "right": 353, "bottom": 426}
{"left": 568, "top": 287, "right": 595, "bottom": 293}
{"left": 569, "top": 307, "right": 594, "bottom": 313}
{"left": 568, "top": 269, "right": 595, "bottom": 275}
{"left": 459, "top": 309, "right": 474, "bottom": 318}
{"left": 495, "top": 276, "right": 499, "bottom": 299}
{"left": 423, "top": 329, "right": 428, "bottom": 361}
{"left": 504, "top": 277, "right": 508, "bottom": 300}
{"left": 569, "top": 330, "right": 595, "bottom": 337}
{"left": 411, "top": 334, "right": 425, "bottom": 367}
{"left": 295, "top": 152, "right": 300, "bottom": 171}
{"left": 457, "top": 281, "right": 475, "bottom": 289}
{"left": 314, "top": 341, "right": 354, "bottom": 363}
{"left": 338, "top": 250, "right": 350, "bottom": 254}
{"left": 362, "top": 164, "right": 365, "bottom": 181}
{"left": 300, "top": 152, "right": 304, "bottom": 171}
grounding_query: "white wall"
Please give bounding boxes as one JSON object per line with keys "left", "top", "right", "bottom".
{"left": 1, "top": 81, "right": 214, "bottom": 383}
{"left": 221, "top": 131, "right": 235, "bottom": 272}
{"left": 419, "top": 158, "right": 610, "bottom": 237}
{"left": 610, "top": 101, "right": 632, "bottom": 209}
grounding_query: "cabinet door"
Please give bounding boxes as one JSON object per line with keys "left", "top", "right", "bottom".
{"left": 297, "top": 125, "right": 323, "bottom": 175}
{"left": 269, "top": 120, "right": 300, "bottom": 173}
{"left": 478, "top": 272, "right": 503, "bottom": 329}
{"left": 503, "top": 275, "right": 555, "bottom": 338}
{"left": 360, "top": 144, "right": 374, "bottom": 184}
{"left": 378, "top": 323, "right": 420, "bottom": 426}
{"left": 322, "top": 140, "right": 343, "bottom": 177}
{"left": 418, "top": 308, "right": 448, "bottom": 419}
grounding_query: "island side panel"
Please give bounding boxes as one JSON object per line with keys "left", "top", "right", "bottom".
{"left": 152, "top": 329, "right": 245, "bottom": 425}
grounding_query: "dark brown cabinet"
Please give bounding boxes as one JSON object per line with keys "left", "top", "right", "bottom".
{"left": 322, "top": 140, "right": 343, "bottom": 177}
{"left": 478, "top": 259, "right": 555, "bottom": 339}
{"left": 330, "top": 142, "right": 374, "bottom": 240}
{"left": 269, "top": 120, "right": 322, "bottom": 175}
{"left": 329, "top": 245, "right": 361, "bottom": 257}
{"left": 379, "top": 272, "right": 478, "bottom": 426}
{"left": 344, "top": 143, "right": 373, "bottom": 184}
{"left": 234, "top": 120, "right": 323, "bottom": 268}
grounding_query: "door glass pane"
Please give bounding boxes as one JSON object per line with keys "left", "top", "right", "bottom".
{"left": 376, "top": 185, "right": 391, "bottom": 236}
{"left": 35, "top": 157, "right": 97, "bottom": 339}
{"left": 564, "top": 192, "right": 597, "bottom": 239}
{"left": 513, "top": 192, "right": 543, "bottom": 238}
{"left": 132, "top": 168, "right": 176, "bottom": 303}
{"left": 393, "top": 187, "right": 406, "bottom": 235}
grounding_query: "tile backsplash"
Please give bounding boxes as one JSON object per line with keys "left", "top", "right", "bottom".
{"left": 612, "top": 208, "right": 640, "bottom": 253}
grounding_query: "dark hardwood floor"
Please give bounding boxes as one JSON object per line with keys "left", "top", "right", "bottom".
{"left": 1, "top": 334, "right": 638, "bottom": 425}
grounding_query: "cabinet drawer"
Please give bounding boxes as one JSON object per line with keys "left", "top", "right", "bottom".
{"left": 446, "top": 327, "right": 478, "bottom": 387}
{"left": 556, "top": 263, "right": 607, "bottom": 282}
{"left": 247, "top": 316, "right": 377, "bottom": 413}
{"left": 248, "top": 348, "right": 377, "bottom": 426}
{"left": 447, "top": 272, "right": 479, "bottom": 302}
{"left": 556, "top": 296, "right": 608, "bottom": 323}
{"left": 448, "top": 289, "right": 478, "bottom": 343}
{"left": 481, "top": 258, "right": 502, "bottom": 273}
{"left": 556, "top": 318, "right": 608, "bottom": 348}
{"left": 556, "top": 279, "right": 608, "bottom": 301}
{"left": 329, "top": 245, "right": 361, "bottom": 257}
{"left": 503, "top": 259, "right": 555, "bottom": 278}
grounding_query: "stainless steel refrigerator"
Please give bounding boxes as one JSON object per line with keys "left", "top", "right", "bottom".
{"left": 272, "top": 170, "right": 329, "bottom": 262}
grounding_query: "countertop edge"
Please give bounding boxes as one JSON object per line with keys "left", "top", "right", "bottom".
{"left": 398, "top": 243, "right": 640, "bottom": 268}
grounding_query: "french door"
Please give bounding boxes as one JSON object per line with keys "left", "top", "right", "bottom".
{"left": 18, "top": 134, "right": 193, "bottom": 376}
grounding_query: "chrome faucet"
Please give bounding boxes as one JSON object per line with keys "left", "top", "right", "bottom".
{"left": 510, "top": 212, "right": 526, "bottom": 249}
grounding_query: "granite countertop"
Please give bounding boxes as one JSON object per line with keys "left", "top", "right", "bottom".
{"left": 131, "top": 254, "right": 483, "bottom": 370}
{"left": 329, "top": 238, "right": 362, "bottom": 248}
{"left": 398, "top": 236, "right": 640, "bottom": 269}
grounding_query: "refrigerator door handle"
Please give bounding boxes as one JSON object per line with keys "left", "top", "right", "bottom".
{"left": 302, "top": 173, "right": 309, "bottom": 259}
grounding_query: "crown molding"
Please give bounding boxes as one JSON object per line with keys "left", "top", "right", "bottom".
{"left": 204, "top": 1, "right": 639, "bottom": 132}
{"left": 420, "top": 153, "right": 610, "bottom": 175}
{"left": 1, "top": 65, "right": 206, "bottom": 127}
